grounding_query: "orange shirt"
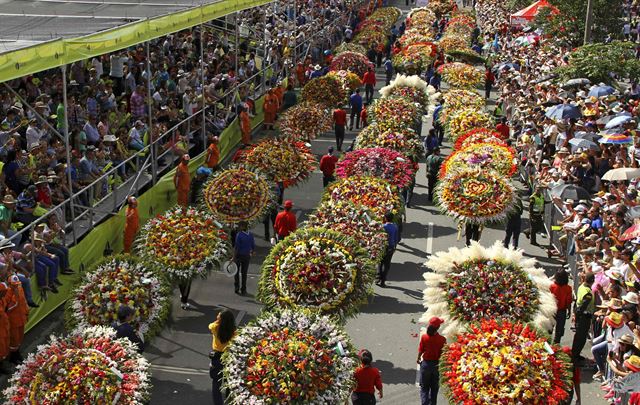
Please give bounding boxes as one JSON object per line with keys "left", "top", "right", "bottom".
{"left": 175, "top": 162, "right": 191, "bottom": 191}
{"left": 206, "top": 143, "right": 220, "bottom": 168}
{"left": 550, "top": 283, "right": 573, "bottom": 310}
{"left": 264, "top": 95, "right": 278, "bottom": 114}
{"left": 240, "top": 111, "right": 251, "bottom": 134}
{"left": 125, "top": 206, "right": 139, "bottom": 234}
{"left": 7, "top": 275, "right": 27, "bottom": 326}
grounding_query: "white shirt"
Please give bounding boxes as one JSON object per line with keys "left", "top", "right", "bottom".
{"left": 25, "top": 125, "right": 42, "bottom": 147}
{"left": 109, "top": 55, "right": 127, "bottom": 78}
{"left": 92, "top": 58, "right": 103, "bottom": 77}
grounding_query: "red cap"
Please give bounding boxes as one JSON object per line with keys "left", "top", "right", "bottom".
{"left": 428, "top": 317, "right": 444, "bottom": 328}
{"left": 284, "top": 200, "right": 293, "bottom": 209}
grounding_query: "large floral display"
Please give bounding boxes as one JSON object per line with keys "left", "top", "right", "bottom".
{"left": 394, "top": 42, "right": 438, "bottom": 72}
{"left": 407, "top": 7, "right": 437, "bottom": 28}
{"left": 65, "top": 256, "right": 170, "bottom": 340}
{"left": 139, "top": 206, "right": 231, "bottom": 280}
{"left": 437, "top": 35, "right": 470, "bottom": 54}
{"left": 307, "top": 200, "right": 388, "bottom": 262}
{"left": 301, "top": 74, "right": 346, "bottom": 107}
{"left": 3, "top": 326, "right": 150, "bottom": 404}
{"left": 336, "top": 147, "right": 417, "bottom": 189}
{"left": 435, "top": 168, "right": 515, "bottom": 224}
{"left": 201, "top": 166, "right": 274, "bottom": 227}
{"left": 368, "top": 97, "right": 421, "bottom": 127}
{"left": 257, "top": 228, "right": 375, "bottom": 319}
{"left": 439, "top": 89, "right": 485, "bottom": 124}
{"left": 330, "top": 51, "right": 375, "bottom": 78}
{"left": 439, "top": 142, "right": 517, "bottom": 178}
{"left": 438, "top": 62, "right": 483, "bottom": 89}
{"left": 355, "top": 124, "right": 424, "bottom": 161}
{"left": 327, "top": 70, "right": 363, "bottom": 93}
{"left": 379, "top": 74, "right": 430, "bottom": 110}
{"left": 399, "top": 29, "right": 435, "bottom": 48}
{"left": 454, "top": 128, "right": 506, "bottom": 150}
{"left": 334, "top": 42, "right": 367, "bottom": 55}
{"left": 445, "top": 108, "right": 494, "bottom": 141}
{"left": 223, "top": 310, "right": 357, "bottom": 405}
{"left": 421, "top": 241, "right": 557, "bottom": 337}
{"left": 441, "top": 319, "right": 572, "bottom": 404}
{"left": 277, "top": 101, "right": 333, "bottom": 141}
{"left": 240, "top": 139, "right": 318, "bottom": 187}
{"left": 323, "top": 175, "right": 405, "bottom": 219}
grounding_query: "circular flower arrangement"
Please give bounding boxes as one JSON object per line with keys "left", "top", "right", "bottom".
{"left": 201, "top": 166, "right": 275, "bottom": 227}
{"left": 327, "top": 70, "right": 363, "bottom": 93}
{"left": 421, "top": 241, "right": 558, "bottom": 337}
{"left": 336, "top": 147, "right": 417, "bottom": 189}
{"left": 441, "top": 319, "right": 572, "bottom": 404}
{"left": 398, "top": 29, "right": 436, "bottom": 48}
{"left": 335, "top": 42, "right": 367, "bottom": 55}
{"left": 277, "top": 101, "right": 333, "bottom": 141}
{"left": 427, "top": 0, "right": 456, "bottom": 16}
{"left": 380, "top": 74, "right": 430, "bottom": 109}
{"left": 355, "top": 28, "right": 389, "bottom": 51}
{"left": 257, "top": 228, "right": 376, "bottom": 318}
{"left": 3, "top": 326, "right": 150, "bottom": 404}
{"left": 435, "top": 168, "right": 515, "bottom": 224}
{"left": 301, "top": 75, "right": 346, "bottom": 108}
{"left": 445, "top": 16, "right": 476, "bottom": 38}
{"left": 407, "top": 7, "right": 437, "bottom": 28}
{"left": 446, "top": 108, "right": 494, "bottom": 141}
{"left": 368, "top": 97, "right": 421, "bottom": 126}
{"left": 438, "top": 62, "right": 483, "bottom": 89}
{"left": 439, "top": 142, "right": 517, "bottom": 178}
{"left": 439, "top": 89, "right": 485, "bottom": 124}
{"left": 307, "top": 200, "right": 388, "bottom": 262}
{"left": 355, "top": 125, "right": 424, "bottom": 161}
{"left": 330, "top": 51, "right": 375, "bottom": 78}
{"left": 454, "top": 128, "right": 506, "bottom": 150}
{"left": 240, "top": 139, "right": 318, "bottom": 187}
{"left": 437, "top": 35, "right": 470, "bottom": 54}
{"left": 323, "top": 175, "right": 404, "bottom": 219}
{"left": 65, "top": 255, "right": 170, "bottom": 340}
{"left": 223, "top": 310, "right": 357, "bottom": 405}
{"left": 399, "top": 42, "right": 438, "bottom": 71}
{"left": 138, "top": 206, "right": 231, "bottom": 280}
{"left": 368, "top": 6, "right": 402, "bottom": 27}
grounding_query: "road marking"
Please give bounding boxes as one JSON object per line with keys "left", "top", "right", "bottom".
{"left": 235, "top": 310, "right": 246, "bottom": 325}
{"left": 426, "top": 222, "right": 434, "bottom": 255}
{"left": 150, "top": 364, "right": 209, "bottom": 376}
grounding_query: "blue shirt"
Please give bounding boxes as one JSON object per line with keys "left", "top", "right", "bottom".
{"left": 235, "top": 231, "right": 255, "bottom": 256}
{"left": 350, "top": 93, "right": 363, "bottom": 111}
{"left": 433, "top": 105, "right": 442, "bottom": 122}
{"left": 383, "top": 59, "right": 393, "bottom": 73}
{"left": 383, "top": 222, "right": 399, "bottom": 249}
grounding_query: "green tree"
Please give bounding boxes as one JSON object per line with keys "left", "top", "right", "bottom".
{"left": 555, "top": 41, "right": 640, "bottom": 85}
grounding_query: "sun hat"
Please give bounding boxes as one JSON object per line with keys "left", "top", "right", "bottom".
{"left": 605, "top": 312, "right": 625, "bottom": 328}
{"left": 35, "top": 175, "right": 48, "bottom": 185}
{"left": 620, "top": 334, "right": 635, "bottom": 346}
{"left": 606, "top": 269, "right": 623, "bottom": 281}
{"left": 2, "top": 195, "right": 15, "bottom": 205}
{"left": 103, "top": 134, "right": 117, "bottom": 142}
{"left": 428, "top": 317, "right": 444, "bottom": 328}
{"left": 623, "top": 292, "right": 640, "bottom": 305}
{"left": 0, "top": 237, "right": 15, "bottom": 251}
{"left": 625, "top": 355, "right": 640, "bottom": 372}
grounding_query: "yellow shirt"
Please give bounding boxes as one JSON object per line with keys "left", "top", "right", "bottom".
{"left": 208, "top": 320, "right": 231, "bottom": 352}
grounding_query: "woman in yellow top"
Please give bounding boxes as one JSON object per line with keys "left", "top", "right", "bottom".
{"left": 208, "top": 310, "right": 236, "bottom": 405}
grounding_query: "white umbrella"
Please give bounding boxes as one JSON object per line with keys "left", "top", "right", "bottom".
{"left": 601, "top": 168, "right": 640, "bottom": 182}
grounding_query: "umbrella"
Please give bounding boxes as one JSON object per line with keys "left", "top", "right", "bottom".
{"left": 628, "top": 207, "right": 640, "bottom": 219}
{"left": 588, "top": 85, "right": 616, "bottom": 98}
{"left": 549, "top": 184, "right": 591, "bottom": 201}
{"left": 562, "top": 78, "right": 591, "bottom": 89}
{"left": 601, "top": 168, "right": 640, "bottom": 182}
{"left": 596, "top": 112, "right": 632, "bottom": 125}
{"left": 574, "top": 131, "right": 600, "bottom": 141}
{"left": 533, "top": 73, "right": 557, "bottom": 84}
{"left": 493, "top": 62, "right": 518, "bottom": 72}
{"left": 568, "top": 138, "right": 599, "bottom": 151}
{"left": 599, "top": 133, "right": 633, "bottom": 144}
{"left": 605, "top": 115, "right": 634, "bottom": 129}
{"left": 620, "top": 223, "right": 640, "bottom": 241}
{"left": 545, "top": 104, "right": 582, "bottom": 120}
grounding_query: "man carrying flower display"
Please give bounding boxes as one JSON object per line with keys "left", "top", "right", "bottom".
{"left": 417, "top": 317, "right": 446, "bottom": 405}
{"left": 174, "top": 154, "right": 191, "bottom": 208}
{"left": 239, "top": 107, "right": 251, "bottom": 146}
{"left": 263, "top": 89, "right": 279, "bottom": 131}
{"left": 274, "top": 200, "right": 297, "bottom": 242}
{"left": 377, "top": 212, "right": 399, "bottom": 288}
{"left": 7, "top": 270, "right": 27, "bottom": 365}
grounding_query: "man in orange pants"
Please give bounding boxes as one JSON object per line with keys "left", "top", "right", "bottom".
{"left": 263, "top": 90, "right": 278, "bottom": 131}
{"left": 240, "top": 107, "right": 251, "bottom": 146}
{"left": 7, "top": 272, "right": 27, "bottom": 365}
{"left": 174, "top": 154, "right": 191, "bottom": 207}
{"left": 123, "top": 196, "right": 139, "bottom": 253}
{"left": 205, "top": 136, "right": 220, "bottom": 170}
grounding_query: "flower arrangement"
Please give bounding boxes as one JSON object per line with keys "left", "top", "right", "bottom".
{"left": 439, "top": 142, "right": 517, "bottom": 178}
{"left": 445, "top": 108, "right": 494, "bottom": 141}
{"left": 323, "top": 175, "right": 404, "bottom": 219}
{"left": 327, "top": 70, "right": 363, "bottom": 93}
{"left": 407, "top": 7, "right": 437, "bottom": 28}
{"left": 138, "top": 206, "right": 231, "bottom": 280}
{"left": 277, "top": 101, "right": 333, "bottom": 140}
{"left": 398, "top": 29, "right": 436, "bottom": 48}
{"left": 368, "top": 6, "right": 402, "bottom": 27}
{"left": 3, "top": 326, "right": 150, "bottom": 404}
{"left": 441, "top": 319, "right": 572, "bottom": 404}
{"left": 257, "top": 228, "right": 376, "bottom": 318}
{"left": 301, "top": 75, "right": 347, "bottom": 108}
{"left": 399, "top": 42, "right": 439, "bottom": 71}
{"left": 392, "top": 52, "right": 425, "bottom": 74}
{"left": 368, "top": 97, "right": 421, "bottom": 126}
{"left": 435, "top": 168, "right": 516, "bottom": 224}
{"left": 201, "top": 166, "right": 275, "bottom": 227}
{"left": 445, "top": 16, "right": 476, "bottom": 38}
{"left": 454, "top": 128, "right": 506, "bottom": 150}
{"left": 380, "top": 74, "right": 430, "bottom": 109}
{"left": 421, "top": 241, "right": 558, "bottom": 337}
{"left": 355, "top": 125, "right": 424, "bottom": 161}
{"left": 355, "top": 29, "right": 388, "bottom": 52}
{"left": 438, "top": 62, "right": 484, "bottom": 89}
{"left": 240, "top": 139, "right": 318, "bottom": 187}
{"left": 437, "top": 35, "right": 470, "bottom": 54}
{"left": 336, "top": 147, "right": 417, "bottom": 189}
{"left": 330, "top": 51, "right": 375, "bottom": 78}
{"left": 428, "top": 0, "right": 456, "bottom": 16}
{"left": 307, "top": 200, "right": 388, "bottom": 262}
{"left": 439, "top": 89, "right": 485, "bottom": 124}
{"left": 65, "top": 255, "right": 170, "bottom": 341}
{"left": 335, "top": 42, "right": 367, "bottom": 55}
{"left": 222, "top": 309, "right": 357, "bottom": 405}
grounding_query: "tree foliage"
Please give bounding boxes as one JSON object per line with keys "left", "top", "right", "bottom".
{"left": 555, "top": 41, "right": 640, "bottom": 85}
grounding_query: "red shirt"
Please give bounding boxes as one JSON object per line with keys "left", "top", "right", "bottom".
{"left": 362, "top": 71, "right": 377, "bottom": 85}
{"left": 353, "top": 366, "right": 382, "bottom": 394}
{"left": 418, "top": 332, "right": 446, "bottom": 361}
{"left": 550, "top": 283, "right": 573, "bottom": 310}
{"left": 274, "top": 210, "right": 297, "bottom": 237}
{"left": 360, "top": 109, "right": 368, "bottom": 126}
{"left": 319, "top": 154, "right": 338, "bottom": 176}
{"left": 333, "top": 109, "right": 347, "bottom": 126}
{"left": 496, "top": 122, "right": 510, "bottom": 139}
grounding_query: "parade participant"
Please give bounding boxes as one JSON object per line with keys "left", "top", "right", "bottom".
{"left": 234, "top": 221, "right": 254, "bottom": 295}
{"left": 425, "top": 148, "right": 443, "bottom": 202}
{"left": 274, "top": 200, "right": 297, "bottom": 242}
{"left": 174, "top": 154, "right": 191, "bottom": 207}
{"left": 239, "top": 106, "right": 252, "bottom": 145}
{"left": 114, "top": 305, "right": 144, "bottom": 353}
{"left": 349, "top": 88, "right": 363, "bottom": 130}
{"left": 572, "top": 271, "right": 595, "bottom": 360}
{"left": 360, "top": 103, "right": 369, "bottom": 128}
{"left": 319, "top": 146, "right": 339, "bottom": 187}
{"left": 503, "top": 198, "right": 523, "bottom": 249}
{"left": 333, "top": 106, "right": 347, "bottom": 151}
{"left": 205, "top": 136, "right": 220, "bottom": 170}
{"left": 351, "top": 349, "right": 383, "bottom": 404}
{"left": 208, "top": 310, "right": 236, "bottom": 405}
{"left": 7, "top": 270, "right": 27, "bottom": 365}
{"left": 417, "top": 317, "right": 446, "bottom": 405}
{"left": 0, "top": 279, "right": 9, "bottom": 373}
{"left": 465, "top": 222, "right": 481, "bottom": 246}
{"left": 123, "top": 196, "right": 139, "bottom": 254}
{"left": 191, "top": 166, "right": 211, "bottom": 204}
{"left": 550, "top": 269, "right": 573, "bottom": 344}
{"left": 263, "top": 89, "right": 279, "bottom": 131}
{"left": 377, "top": 212, "right": 399, "bottom": 288}
{"left": 362, "top": 66, "right": 376, "bottom": 104}
{"left": 282, "top": 84, "right": 297, "bottom": 110}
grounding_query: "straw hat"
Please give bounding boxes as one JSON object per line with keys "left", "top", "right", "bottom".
{"left": 605, "top": 312, "right": 625, "bottom": 328}
{"left": 620, "top": 334, "right": 635, "bottom": 346}
{"left": 625, "top": 355, "right": 640, "bottom": 372}
{"left": 623, "top": 292, "right": 640, "bottom": 305}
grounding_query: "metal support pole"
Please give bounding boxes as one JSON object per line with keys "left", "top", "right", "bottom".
{"left": 2, "top": 84, "right": 65, "bottom": 142}
{"left": 146, "top": 41, "right": 156, "bottom": 184}
{"left": 61, "top": 66, "right": 78, "bottom": 245}
{"left": 583, "top": 0, "right": 594, "bottom": 45}
{"left": 200, "top": 22, "right": 207, "bottom": 150}
{"left": 235, "top": 12, "right": 239, "bottom": 75}
{"left": 293, "top": 0, "right": 297, "bottom": 64}
{"left": 262, "top": 14, "right": 268, "bottom": 93}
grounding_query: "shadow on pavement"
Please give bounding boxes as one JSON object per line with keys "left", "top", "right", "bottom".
{"left": 374, "top": 359, "right": 419, "bottom": 385}
{"left": 150, "top": 376, "right": 212, "bottom": 405}
{"left": 362, "top": 294, "right": 423, "bottom": 315}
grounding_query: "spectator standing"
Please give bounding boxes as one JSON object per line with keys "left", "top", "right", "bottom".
{"left": 377, "top": 212, "right": 399, "bottom": 288}
{"left": 333, "top": 107, "right": 347, "bottom": 151}
{"left": 174, "top": 154, "right": 191, "bottom": 207}
{"left": 417, "top": 317, "right": 446, "bottom": 405}
{"left": 349, "top": 89, "right": 363, "bottom": 130}
{"left": 351, "top": 349, "right": 383, "bottom": 405}
{"left": 233, "top": 221, "right": 254, "bottom": 295}
{"left": 319, "top": 146, "right": 339, "bottom": 187}
{"left": 109, "top": 52, "right": 128, "bottom": 96}
{"left": 362, "top": 67, "right": 377, "bottom": 104}
{"left": 274, "top": 200, "right": 297, "bottom": 242}
{"left": 208, "top": 310, "right": 236, "bottom": 405}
